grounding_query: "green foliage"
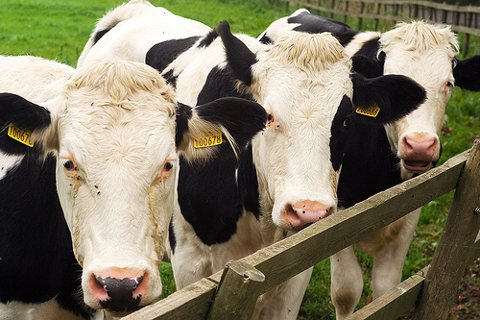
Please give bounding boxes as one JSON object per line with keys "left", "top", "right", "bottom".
{"left": 1, "top": 1, "right": 478, "bottom": 319}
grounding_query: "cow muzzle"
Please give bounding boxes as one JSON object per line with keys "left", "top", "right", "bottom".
{"left": 400, "top": 134, "right": 439, "bottom": 173}
{"left": 283, "top": 200, "right": 334, "bottom": 231}
{"left": 87, "top": 268, "right": 151, "bottom": 316}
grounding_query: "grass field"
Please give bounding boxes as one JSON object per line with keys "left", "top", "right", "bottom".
{"left": 1, "top": 0, "right": 479, "bottom": 318}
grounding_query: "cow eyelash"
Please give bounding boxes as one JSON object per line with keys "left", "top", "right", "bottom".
{"left": 446, "top": 80, "right": 455, "bottom": 88}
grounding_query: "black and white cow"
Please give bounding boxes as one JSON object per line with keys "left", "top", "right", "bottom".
{"left": 259, "top": 9, "right": 480, "bottom": 318}
{"left": 0, "top": 55, "right": 267, "bottom": 319}
{"left": 78, "top": 1, "right": 427, "bottom": 318}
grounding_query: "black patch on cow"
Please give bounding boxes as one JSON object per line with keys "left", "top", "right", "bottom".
{"left": 351, "top": 73, "right": 426, "bottom": 124}
{"left": 288, "top": 11, "right": 359, "bottom": 46}
{"left": 146, "top": 37, "right": 200, "bottom": 74}
{"left": 93, "top": 29, "right": 111, "bottom": 45}
{"left": 330, "top": 95, "right": 354, "bottom": 171}
{"left": 217, "top": 21, "right": 258, "bottom": 86}
{"left": 177, "top": 145, "right": 260, "bottom": 245}
{"left": 168, "top": 219, "right": 176, "bottom": 254}
{"left": 175, "top": 103, "right": 193, "bottom": 148}
{"left": 0, "top": 154, "right": 95, "bottom": 318}
{"left": 337, "top": 124, "right": 402, "bottom": 209}
{"left": 453, "top": 55, "right": 480, "bottom": 91}
{"left": 198, "top": 29, "right": 218, "bottom": 48}
{"left": 197, "top": 66, "right": 253, "bottom": 105}
{"left": 0, "top": 93, "right": 51, "bottom": 155}
{"left": 257, "top": 33, "right": 273, "bottom": 45}
{"left": 351, "top": 37, "right": 385, "bottom": 78}
{"left": 162, "top": 69, "right": 178, "bottom": 88}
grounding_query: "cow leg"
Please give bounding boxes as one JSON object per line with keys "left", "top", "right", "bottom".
{"left": 253, "top": 267, "right": 313, "bottom": 320}
{"left": 331, "top": 245, "right": 363, "bottom": 319}
{"left": 371, "top": 208, "right": 421, "bottom": 299}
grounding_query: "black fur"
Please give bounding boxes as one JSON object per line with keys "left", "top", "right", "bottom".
{"left": 0, "top": 93, "right": 51, "bottom": 155}
{"left": 177, "top": 145, "right": 260, "bottom": 245}
{"left": 351, "top": 37, "right": 385, "bottom": 78}
{"left": 93, "top": 29, "right": 111, "bottom": 45}
{"left": 351, "top": 73, "right": 426, "bottom": 124}
{"left": 453, "top": 55, "right": 480, "bottom": 92}
{"left": 146, "top": 37, "right": 200, "bottom": 73}
{"left": 175, "top": 103, "right": 193, "bottom": 148}
{"left": 162, "top": 69, "right": 178, "bottom": 88}
{"left": 198, "top": 30, "right": 218, "bottom": 48}
{"left": 288, "top": 11, "right": 359, "bottom": 46}
{"left": 0, "top": 154, "right": 94, "bottom": 318}
{"left": 329, "top": 95, "right": 354, "bottom": 171}
{"left": 217, "top": 21, "right": 258, "bottom": 86}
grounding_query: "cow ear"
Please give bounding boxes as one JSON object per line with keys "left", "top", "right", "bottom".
{"left": 0, "top": 93, "right": 55, "bottom": 156}
{"left": 175, "top": 97, "right": 267, "bottom": 161}
{"left": 453, "top": 56, "right": 480, "bottom": 91}
{"left": 217, "top": 20, "right": 258, "bottom": 86}
{"left": 351, "top": 53, "right": 384, "bottom": 78}
{"left": 351, "top": 73, "right": 426, "bottom": 124}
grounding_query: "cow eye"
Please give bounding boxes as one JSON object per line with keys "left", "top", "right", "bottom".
{"left": 63, "top": 160, "right": 76, "bottom": 172}
{"left": 163, "top": 161, "right": 174, "bottom": 172}
{"left": 446, "top": 80, "right": 455, "bottom": 89}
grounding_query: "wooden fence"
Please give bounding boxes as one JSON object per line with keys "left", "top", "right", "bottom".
{"left": 120, "top": 140, "right": 480, "bottom": 320}
{"left": 283, "top": 0, "right": 480, "bottom": 55}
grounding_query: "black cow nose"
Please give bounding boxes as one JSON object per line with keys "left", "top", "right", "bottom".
{"left": 96, "top": 276, "right": 144, "bottom": 312}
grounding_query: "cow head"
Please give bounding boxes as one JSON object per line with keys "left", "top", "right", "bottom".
{"left": 217, "top": 22, "right": 425, "bottom": 233}
{"left": 369, "top": 22, "right": 460, "bottom": 179}
{"left": 0, "top": 60, "right": 266, "bottom": 315}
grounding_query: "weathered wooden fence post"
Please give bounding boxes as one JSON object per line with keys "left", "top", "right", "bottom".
{"left": 206, "top": 261, "right": 265, "bottom": 320}
{"left": 412, "top": 140, "right": 480, "bottom": 320}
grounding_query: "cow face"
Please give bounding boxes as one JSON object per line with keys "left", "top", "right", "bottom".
{"left": 379, "top": 22, "right": 459, "bottom": 179}
{"left": 218, "top": 22, "right": 425, "bottom": 232}
{"left": 0, "top": 60, "right": 266, "bottom": 315}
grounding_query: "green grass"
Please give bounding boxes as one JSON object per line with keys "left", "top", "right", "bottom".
{"left": 1, "top": 1, "right": 478, "bottom": 318}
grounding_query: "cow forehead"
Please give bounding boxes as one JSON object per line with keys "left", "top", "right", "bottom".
{"left": 57, "top": 61, "right": 177, "bottom": 167}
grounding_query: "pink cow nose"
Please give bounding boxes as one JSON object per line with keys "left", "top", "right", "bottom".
{"left": 88, "top": 268, "right": 149, "bottom": 314}
{"left": 402, "top": 136, "right": 439, "bottom": 172}
{"left": 284, "top": 200, "right": 334, "bottom": 230}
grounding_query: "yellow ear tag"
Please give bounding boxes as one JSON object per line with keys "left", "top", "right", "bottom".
{"left": 355, "top": 105, "right": 380, "bottom": 118}
{"left": 194, "top": 132, "right": 223, "bottom": 149}
{"left": 8, "top": 123, "right": 34, "bottom": 147}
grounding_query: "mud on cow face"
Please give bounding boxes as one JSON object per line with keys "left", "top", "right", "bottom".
{"left": 218, "top": 22, "right": 426, "bottom": 232}
{"left": 0, "top": 60, "right": 267, "bottom": 315}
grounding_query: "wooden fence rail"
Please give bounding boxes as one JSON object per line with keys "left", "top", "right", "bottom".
{"left": 287, "top": 0, "right": 480, "bottom": 55}
{"left": 121, "top": 140, "right": 480, "bottom": 320}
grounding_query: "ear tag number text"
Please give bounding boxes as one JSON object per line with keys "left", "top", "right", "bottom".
{"left": 194, "top": 132, "right": 222, "bottom": 149}
{"left": 8, "top": 124, "right": 34, "bottom": 147}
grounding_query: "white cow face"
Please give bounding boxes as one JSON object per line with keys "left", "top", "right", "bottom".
{"left": 250, "top": 33, "right": 353, "bottom": 231}
{"left": 380, "top": 22, "right": 458, "bottom": 179}
{"left": 218, "top": 22, "right": 426, "bottom": 233}
{"left": 0, "top": 60, "right": 267, "bottom": 316}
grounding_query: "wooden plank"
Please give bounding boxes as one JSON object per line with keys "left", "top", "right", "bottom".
{"left": 207, "top": 261, "right": 265, "bottom": 320}
{"left": 412, "top": 140, "right": 480, "bottom": 320}
{"left": 347, "top": 266, "right": 430, "bottom": 320}
{"left": 121, "top": 275, "right": 221, "bottom": 320}
{"left": 240, "top": 149, "right": 469, "bottom": 295}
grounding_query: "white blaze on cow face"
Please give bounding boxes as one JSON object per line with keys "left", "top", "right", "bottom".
{"left": 250, "top": 32, "right": 353, "bottom": 232}
{"left": 380, "top": 22, "right": 458, "bottom": 179}
{"left": 49, "top": 61, "right": 177, "bottom": 314}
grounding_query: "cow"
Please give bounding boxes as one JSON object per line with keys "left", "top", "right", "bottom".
{"left": 258, "top": 9, "right": 480, "bottom": 318}
{"left": 77, "top": 1, "right": 427, "bottom": 318}
{"left": 0, "top": 55, "right": 267, "bottom": 319}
